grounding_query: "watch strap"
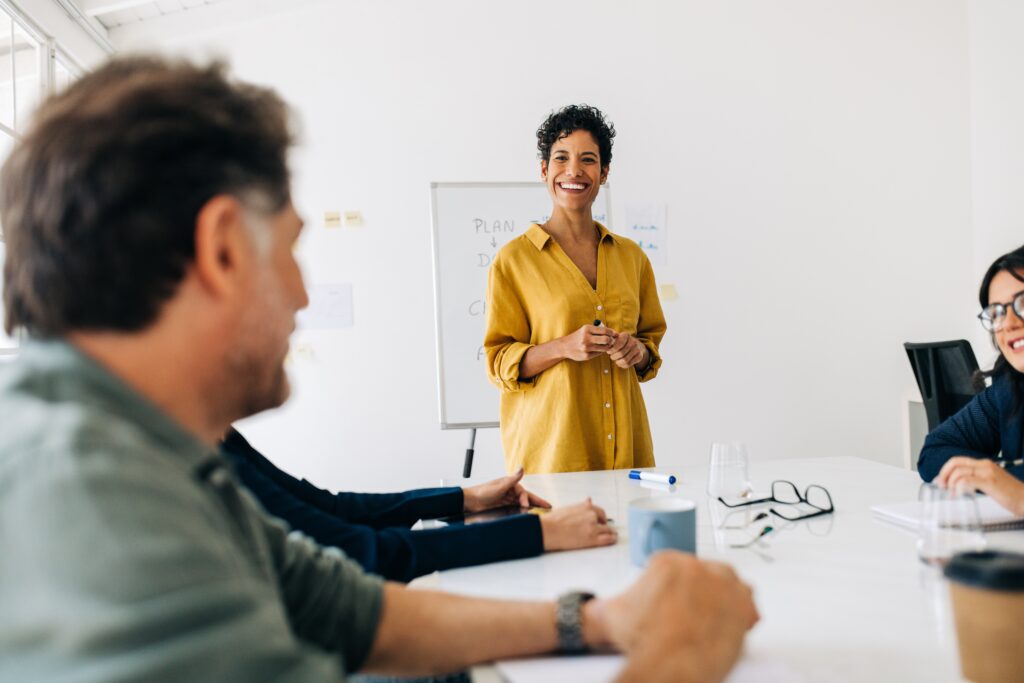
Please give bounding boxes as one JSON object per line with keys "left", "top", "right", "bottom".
{"left": 555, "top": 590, "right": 595, "bottom": 653}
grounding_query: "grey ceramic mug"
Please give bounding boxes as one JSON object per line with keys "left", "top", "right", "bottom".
{"left": 629, "top": 497, "right": 697, "bottom": 566}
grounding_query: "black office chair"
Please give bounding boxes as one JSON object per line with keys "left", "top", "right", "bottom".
{"left": 904, "top": 340, "right": 983, "bottom": 432}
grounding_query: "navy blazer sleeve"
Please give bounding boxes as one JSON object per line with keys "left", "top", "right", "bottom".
{"left": 223, "top": 429, "right": 463, "bottom": 528}
{"left": 918, "top": 374, "right": 1024, "bottom": 482}
{"left": 221, "top": 430, "right": 544, "bottom": 582}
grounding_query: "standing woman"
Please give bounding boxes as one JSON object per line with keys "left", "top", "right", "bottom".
{"left": 484, "top": 105, "right": 666, "bottom": 473}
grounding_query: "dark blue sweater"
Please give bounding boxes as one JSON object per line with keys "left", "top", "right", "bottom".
{"left": 220, "top": 429, "right": 544, "bottom": 582}
{"left": 918, "top": 373, "right": 1024, "bottom": 483}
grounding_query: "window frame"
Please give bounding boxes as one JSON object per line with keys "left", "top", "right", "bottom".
{"left": 0, "top": 0, "right": 80, "bottom": 357}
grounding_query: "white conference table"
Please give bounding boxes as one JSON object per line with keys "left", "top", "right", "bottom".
{"left": 413, "top": 456, "right": 1024, "bottom": 683}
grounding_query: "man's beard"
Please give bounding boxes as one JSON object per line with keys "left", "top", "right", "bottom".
{"left": 234, "top": 354, "right": 290, "bottom": 419}
{"left": 223, "top": 293, "right": 293, "bottom": 420}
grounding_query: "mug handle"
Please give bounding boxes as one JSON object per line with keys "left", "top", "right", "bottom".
{"left": 643, "top": 519, "right": 666, "bottom": 557}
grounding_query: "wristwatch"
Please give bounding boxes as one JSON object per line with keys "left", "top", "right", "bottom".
{"left": 555, "top": 590, "right": 595, "bottom": 653}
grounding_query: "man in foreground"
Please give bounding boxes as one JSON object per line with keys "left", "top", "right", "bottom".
{"left": 0, "top": 56, "right": 757, "bottom": 682}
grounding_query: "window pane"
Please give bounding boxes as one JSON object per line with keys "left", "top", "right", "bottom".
{"left": 12, "top": 22, "right": 40, "bottom": 133}
{"left": 0, "top": 240, "right": 16, "bottom": 352}
{"left": 0, "top": 128, "right": 15, "bottom": 223}
{"left": 0, "top": 130, "right": 16, "bottom": 351}
{"left": 55, "top": 58, "right": 74, "bottom": 93}
{"left": 0, "top": 14, "right": 14, "bottom": 131}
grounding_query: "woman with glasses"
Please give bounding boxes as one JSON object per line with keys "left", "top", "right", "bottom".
{"left": 920, "top": 245, "right": 1024, "bottom": 516}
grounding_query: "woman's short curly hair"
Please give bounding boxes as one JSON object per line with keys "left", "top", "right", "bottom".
{"left": 536, "top": 104, "right": 615, "bottom": 167}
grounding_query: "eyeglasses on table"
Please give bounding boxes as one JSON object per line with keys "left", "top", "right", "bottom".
{"left": 716, "top": 479, "right": 834, "bottom": 522}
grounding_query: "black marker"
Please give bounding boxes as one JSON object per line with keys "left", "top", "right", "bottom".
{"left": 593, "top": 319, "right": 602, "bottom": 326}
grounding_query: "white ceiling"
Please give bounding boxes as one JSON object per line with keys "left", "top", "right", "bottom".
{"left": 75, "top": 0, "right": 229, "bottom": 30}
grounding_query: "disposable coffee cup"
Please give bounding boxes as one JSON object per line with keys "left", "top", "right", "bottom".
{"left": 943, "top": 551, "right": 1024, "bottom": 683}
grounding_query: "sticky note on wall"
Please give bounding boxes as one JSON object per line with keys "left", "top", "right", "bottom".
{"left": 660, "top": 284, "right": 679, "bottom": 301}
{"left": 343, "top": 211, "right": 364, "bottom": 227}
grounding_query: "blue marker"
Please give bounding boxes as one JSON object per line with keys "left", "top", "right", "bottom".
{"left": 629, "top": 470, "right": 676, "bottom": 485}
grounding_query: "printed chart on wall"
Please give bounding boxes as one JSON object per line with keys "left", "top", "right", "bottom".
{"left": 430, "top": 182, "right": 610, "bottom": 429}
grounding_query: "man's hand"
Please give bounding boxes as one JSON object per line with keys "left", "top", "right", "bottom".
{"left": 539, "top": 498, "right": 618, "bottom": 551}
{"left": 936, "top": 456, "right": 1024, "bottom": 517}
{"left": 589, "top": 552, "right": 759, "bottom": 683}
{"left": 462, "top": 468, "right": 552, "bottom": 514}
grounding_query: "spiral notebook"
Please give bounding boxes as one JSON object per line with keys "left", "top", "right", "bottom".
{"left": 872, "top": 496, "right": 1024, "bottom": 532}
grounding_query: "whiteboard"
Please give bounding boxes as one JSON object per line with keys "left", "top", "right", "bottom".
{"left": 429, "top": 182, "right": 610, "bottom": 429}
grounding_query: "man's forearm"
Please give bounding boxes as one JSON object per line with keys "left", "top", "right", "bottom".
{"left": 361, "top": 585, "right": 560, "bottom": 676}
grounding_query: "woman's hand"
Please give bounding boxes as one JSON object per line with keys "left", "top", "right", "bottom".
{"left": 540, "top": 498, "right": 618, "bottom": 551}
{"left": 936, "top": 456, "right": 1024, "bottom": 517}
{"left": 462, "top": 467, "right": 552, "bottom": 513}
{"left": 558, "top": 324, "right": 618, "bottom": 362}
{"left": 605, "top": 331, "right": 648, "bottom": 369}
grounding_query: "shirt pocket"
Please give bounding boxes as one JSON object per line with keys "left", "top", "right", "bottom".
{"left": 616, "top": 291, "right": 640, "bottom": 335}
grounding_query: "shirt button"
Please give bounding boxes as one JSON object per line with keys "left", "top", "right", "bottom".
{"left": 603, "top": 368, "right": 610, "bottom": 375}
{"left": 604, "top": 402, "right": 611, "bottom": 408}
{"left": 607, "top": 434, "right": 613, "bottom": 440}
{"left": 596, "top": 304, "right": 603, "bottom": 311}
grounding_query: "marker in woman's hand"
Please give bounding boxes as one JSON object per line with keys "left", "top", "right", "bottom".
{"left": 594, "top": 319, "right": 602, "bottom": 326}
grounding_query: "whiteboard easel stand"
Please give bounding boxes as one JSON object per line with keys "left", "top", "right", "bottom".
{"left": 463, "top": 429, "right": 476, "bottom": 478}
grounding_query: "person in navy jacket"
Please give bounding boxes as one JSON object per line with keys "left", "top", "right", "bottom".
{"left": 920, "top": 244, "right": 1024, "bottom": 516}
{"left": 221, "top": 429, "right": 617, "bottom": 582}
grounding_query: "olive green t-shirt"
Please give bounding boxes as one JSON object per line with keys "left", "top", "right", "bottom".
{"left": 0, "top": 340, "right": 383, "bottom": 682}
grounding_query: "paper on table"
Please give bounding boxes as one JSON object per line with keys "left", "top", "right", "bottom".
{"left": 872, "top": 495, "right": 1024, "bottom": 531}
{"left": 495, "top": 653, "right": 804, "bottom": 683}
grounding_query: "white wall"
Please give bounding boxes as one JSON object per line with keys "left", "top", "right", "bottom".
{"left": 111, "top": 0, "right": 977, "bottom": 492}
{"left": 968, "top": 0, "right": 1024, "bottom": 363}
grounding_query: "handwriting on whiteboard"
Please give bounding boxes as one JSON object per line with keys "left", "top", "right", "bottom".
{"left": 467, "top": 212, "right": 607, "bottom": 360}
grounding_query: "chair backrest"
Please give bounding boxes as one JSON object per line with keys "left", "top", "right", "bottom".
{"left": 904, "top": 340, "right": 982, "bottom": 431}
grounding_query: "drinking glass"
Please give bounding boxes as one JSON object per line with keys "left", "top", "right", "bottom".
{"left": 707, "top": 442, "right": 753, "bottom": 501}
{"left": 917, "top": 483, "right": 986, "bottom": 567}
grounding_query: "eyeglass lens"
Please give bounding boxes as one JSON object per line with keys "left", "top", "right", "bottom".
{"left": 771, "top": 480, "right": 801, "bottom": 504}
{"left": 805, "top": 485, "right": 833, "bottom": 511}
{"left": 980, "top": 291, "right": 1024, "bottom": 331}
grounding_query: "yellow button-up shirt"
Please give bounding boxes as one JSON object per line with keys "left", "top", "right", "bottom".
{"left": 484, "top": 223, "right": 667, "bottom": 473}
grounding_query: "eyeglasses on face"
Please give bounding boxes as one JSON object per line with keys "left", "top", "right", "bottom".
{"left": 978, "top": 291, "right": 1024, "bottom": 332}
{"left": 717, "top": 480, "right": 834, "bottom": 522}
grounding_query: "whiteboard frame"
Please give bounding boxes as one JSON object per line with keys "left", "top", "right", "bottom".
{"left": 430, "top": 182, "right": 506, "bottom": 430}
{"left": 428, "top": 181, "right": 612, "bottom": 431}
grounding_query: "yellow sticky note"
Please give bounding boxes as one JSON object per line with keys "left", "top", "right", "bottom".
{"left": 343, "top": 211, "right": 364, "bottom": 228}
{"left": 295, "top": 342, "right": 315, "bottom": 361}
{"left": 660, "top": 284, "right": 679, "bottom": 301}
{"left": 324, "top": 211, "right": 342, "bottom": 228}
